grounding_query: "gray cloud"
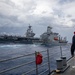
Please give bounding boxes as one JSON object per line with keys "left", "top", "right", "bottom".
{"left": 0, "top": 0, "right": 75, "bottom": 42}
{"left": 58, "top": 0, "right": 75, "bottom": 5}
{"left": 71, "top": 19, "right": 75, "bottom": 22}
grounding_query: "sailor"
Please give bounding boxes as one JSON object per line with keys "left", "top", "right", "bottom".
{"left": 71, "top": 32, "right": 75, "bottom": 57}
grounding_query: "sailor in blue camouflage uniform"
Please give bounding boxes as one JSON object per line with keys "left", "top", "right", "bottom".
{"left": 71, "top": 32, "right": 75, "bottom": 57}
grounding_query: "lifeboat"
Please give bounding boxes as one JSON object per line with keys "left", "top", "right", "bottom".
{"left": 54, "top": 37, "right": 58, "bottom": 41}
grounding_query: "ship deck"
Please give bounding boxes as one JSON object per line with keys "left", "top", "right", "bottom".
{"left": 52, "top": 56, "right": 75, "bottom": 75}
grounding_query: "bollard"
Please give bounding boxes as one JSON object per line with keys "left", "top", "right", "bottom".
{"left": 61, "top": 57, "right": 67, "bottom": 66}
{"left": 56, "top": 59, "right": 63, "bottom": 70}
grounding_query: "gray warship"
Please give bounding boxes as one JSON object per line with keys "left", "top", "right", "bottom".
{"left": 0, "top": 25, "right": 67, "bottom": 45}
{"left": 0, "top": 25, "right": 40, "bottom": 44}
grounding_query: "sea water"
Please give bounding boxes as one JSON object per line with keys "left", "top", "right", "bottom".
{"left": 0, "top": 44, "right": 71, "bottom": 75}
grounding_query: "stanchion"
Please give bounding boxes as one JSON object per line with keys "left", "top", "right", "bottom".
{"left": 35, "top": 51, "right": 38, "bottom": 75}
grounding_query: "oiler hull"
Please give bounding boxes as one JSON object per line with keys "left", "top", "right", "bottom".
{"left": 41, "top": 41, "right": 68, "bottom": 47}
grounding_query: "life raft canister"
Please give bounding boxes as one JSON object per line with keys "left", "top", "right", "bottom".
{"left": 36, "top": 52, "right": 43, "bottom": 65}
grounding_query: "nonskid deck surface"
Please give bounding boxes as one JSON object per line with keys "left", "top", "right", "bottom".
{"left": 52, "top": 56, "right": 75, "bottom": 75}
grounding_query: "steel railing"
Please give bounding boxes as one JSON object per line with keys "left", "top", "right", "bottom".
{"left": 0, "top": 45, "right": 71, "bottom": 75}
{"left": 0, "top": 49, "right": 51, "bottom": 75}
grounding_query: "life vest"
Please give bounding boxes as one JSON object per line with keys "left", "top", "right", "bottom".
{"left": 36, "top": 53, "right": 43, "bottom": 65}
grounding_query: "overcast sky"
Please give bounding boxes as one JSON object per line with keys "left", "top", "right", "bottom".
{"left": 0, "top": 0, "right": 75, "bottom": 43}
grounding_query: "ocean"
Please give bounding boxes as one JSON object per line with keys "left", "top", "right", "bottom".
{"left": 0, "top": 44, "right": 71, "bottom": 75}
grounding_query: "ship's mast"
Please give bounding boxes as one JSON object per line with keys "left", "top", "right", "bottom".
{"left": 47, "top": 26, "right": 52, "bottom": 34}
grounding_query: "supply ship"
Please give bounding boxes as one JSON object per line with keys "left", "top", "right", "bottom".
{"left": 40, "top": 26, "right": 68, "bottom": 46}
{"left": 0, "top": 25, "right": 68, "bottom": 45}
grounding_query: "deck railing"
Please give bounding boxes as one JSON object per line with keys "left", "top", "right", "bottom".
{"left": 0, "top": 49, "right": 51, "bottom": 75}
{"left": 0, "top": 45, "right": 71, "bottom": 75}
